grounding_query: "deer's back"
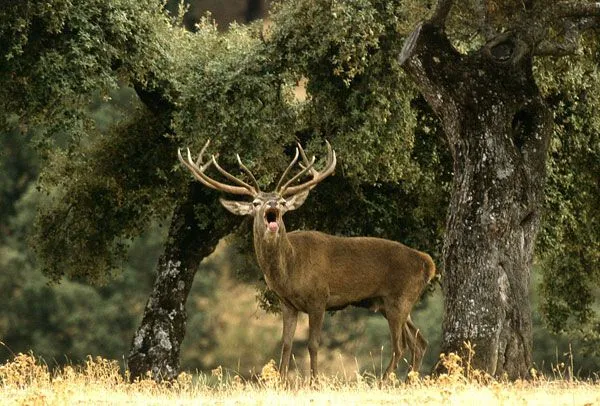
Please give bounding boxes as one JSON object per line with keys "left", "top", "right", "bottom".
{"left": 288, "top": 230, "right": 434, "bottom": 301}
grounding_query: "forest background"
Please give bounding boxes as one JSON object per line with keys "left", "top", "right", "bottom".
{"left": 1, "top": 0, "right": 599, "bottom": 379}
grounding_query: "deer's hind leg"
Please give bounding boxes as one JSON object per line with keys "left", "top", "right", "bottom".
{"left": 403, "top": 315, "right": 428, "bottom": 373}
{"left": 382, "top": 298, "right": 412, "bottom": 379}
{"left": 307, "top": 308, "right": 325, "bottom": 380}
{"left": 382, "top": 313, "right": 427, "bottom": 374}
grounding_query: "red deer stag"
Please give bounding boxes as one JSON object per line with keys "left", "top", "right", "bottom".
{"left": 178, "top": 140, "right": 436, "bottom": 379}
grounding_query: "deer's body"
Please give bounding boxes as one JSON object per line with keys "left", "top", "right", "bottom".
{"left": 257, "top": 231, "right": 435, "bottom": 314}
{"left": 178, "top": 140, "right": 436, "bottom": 379}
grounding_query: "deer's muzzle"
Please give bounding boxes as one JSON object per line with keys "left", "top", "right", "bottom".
{"left": 265, "top": 208, "right": 279, "bottom": 233}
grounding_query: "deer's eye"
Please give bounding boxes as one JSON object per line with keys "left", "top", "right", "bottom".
{"left": 253, "top": 200, "right": 261, "bottom": 207}
{"left": 279, "top": 199, "right": 287, "bottom": 206}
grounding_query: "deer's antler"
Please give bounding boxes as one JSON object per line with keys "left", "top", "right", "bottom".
{"left": 276, "top": 141, "right": 336, "bottom": 197}
{"left": 178, "top": 139, "right": 259, "bottom": 196}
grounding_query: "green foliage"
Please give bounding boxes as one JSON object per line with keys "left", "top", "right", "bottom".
{"left": 536, "top": 50, "right": 600, "bottom": 349}
{"left": 0, "top": 0, "right": 173, "bottom": 124}
{"left": 1, "top": 0, "right": 451, "bottom": 285}
{"left": 0, "top": 0, "right": 186, "bottom": 282}
{"left": 0, "top": 123, "right": 39, "bottom": 228}
{"left": 268, "top": 0, "right": 421, "bottom": 183}
{"left": 32, "top": 105, "right": 177, "bottom": 283}
{"left": 172, "top": 19, "right": 299, "bottom": 188}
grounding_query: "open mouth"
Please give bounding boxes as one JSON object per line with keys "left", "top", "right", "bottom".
{"left": 265, "top": 208, "right": 279, "bottom": 232}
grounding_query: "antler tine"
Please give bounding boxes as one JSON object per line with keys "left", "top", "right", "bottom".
{"left": 275, "top": 147, "right": 300, "bottom": 192}
{"left": 194, "top": 139, "right": 212, "bottom": 167}
{"left": 178, "top": 147, "right": 222, "bottom": 191}
{"left": 279, "top": 155, "right": 316, "bottom": 192}
{"left": 177, "top": 140, "right": 257, "bottom": 196}
{"left": 210, "top": 155, "right": 258, "bottom": 194}
{"left": 297, "top": 142, "right": 319, "bottom": 176}
{"left": 236, "top": 154, "right": 261, "bottom": 192}
{"left": 280, "top": 140, "right": 336, "bottom": 197}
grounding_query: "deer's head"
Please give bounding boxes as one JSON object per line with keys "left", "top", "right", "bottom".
{"left": 178, "top": 140, "right": 336, "bottom": 241}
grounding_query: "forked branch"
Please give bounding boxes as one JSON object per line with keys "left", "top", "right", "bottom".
{"left": 430, "top": 0, "right": 455, "bottom": 27}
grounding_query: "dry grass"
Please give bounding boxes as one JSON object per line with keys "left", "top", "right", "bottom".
{"left": 1, "top": 352, "right": 599, "bottom": 405}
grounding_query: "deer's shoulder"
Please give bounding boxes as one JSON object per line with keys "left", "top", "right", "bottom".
{"left": 287, "top": 230, "right": 332, "bottom": 243}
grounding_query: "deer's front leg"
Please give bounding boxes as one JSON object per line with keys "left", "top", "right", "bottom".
{"left": 279, "top": 303, "right": 298, "bottom": 377}
{"left": 307, "top": 309, "right": 325, "bottom": 379}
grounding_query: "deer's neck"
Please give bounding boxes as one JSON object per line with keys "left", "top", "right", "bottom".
{"left": 253, "top": 227, "right": 295, "bottom": 288}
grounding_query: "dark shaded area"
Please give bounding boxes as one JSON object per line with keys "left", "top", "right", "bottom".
{"left": 166, "top": 0, "right": 269, "bottom": 30}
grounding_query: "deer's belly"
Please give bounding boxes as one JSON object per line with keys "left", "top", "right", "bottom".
{"left": 273, "top": 284, "right": 330, "bottom": 313}
{"left": 326, "top": 295, "right": 384, "bottom": 312}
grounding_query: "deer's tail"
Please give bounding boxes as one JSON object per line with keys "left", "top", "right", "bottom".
{"left": 422, "top": 253, "right": 437, "bottom": 284}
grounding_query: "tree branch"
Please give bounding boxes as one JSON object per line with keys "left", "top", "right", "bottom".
{"left": 534, "top": 17, "right": 598, "bottom": 56}
{"left": 535, "top": 40, "right": 579, "bottom": 57}
{"left": 430, "top": 0, "right": 455, "bottom": 27}
{"left": 134, "top": 81, "right": 177, "bottom": 116}
{"left": 556, "top": 1, "right": 600, "bottom": 18}
{"left": 474, "top": 0, "right": 496, "bottom": 41}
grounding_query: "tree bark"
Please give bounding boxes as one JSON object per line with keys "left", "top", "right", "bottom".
{"left": 399, "top": 23, "right": 552, "bottom": 378}
{"left": 127, "top": 183, "right": 237, "bottom": 381}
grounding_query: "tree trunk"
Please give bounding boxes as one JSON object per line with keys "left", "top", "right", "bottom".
{"left": 246, "top": 0, "right": 265, "bottom": 22}
{"left": 399, "top": 23, "right": 552, "bottom": 378}
{"left": 127, "top": 184, "right": 237, "bottom": 381}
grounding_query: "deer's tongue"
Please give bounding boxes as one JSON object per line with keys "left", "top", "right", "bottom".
{"left": 268, "top": 221, "right": 279, "bottom": 232}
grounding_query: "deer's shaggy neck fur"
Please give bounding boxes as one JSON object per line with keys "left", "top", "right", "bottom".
{"left": 253, "top": 218, "right": 295, "bottom": 291}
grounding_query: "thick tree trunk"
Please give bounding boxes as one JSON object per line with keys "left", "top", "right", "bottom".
{"left": 127, "top": 184, "right": 236, "bottom": 381}
{"left": 400, "top": 23, "right": 552, "bottom": 378}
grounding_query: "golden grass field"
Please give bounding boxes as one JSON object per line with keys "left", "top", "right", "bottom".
{"left": 1, "top": 352, "right": 599, "bottom": 405}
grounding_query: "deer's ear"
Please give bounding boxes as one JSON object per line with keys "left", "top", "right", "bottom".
{"left": 219, "top": 198, "right": 255, "bottom": 216}
{"left": 285, "top": 190, "right": 310, "bottom": 211}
